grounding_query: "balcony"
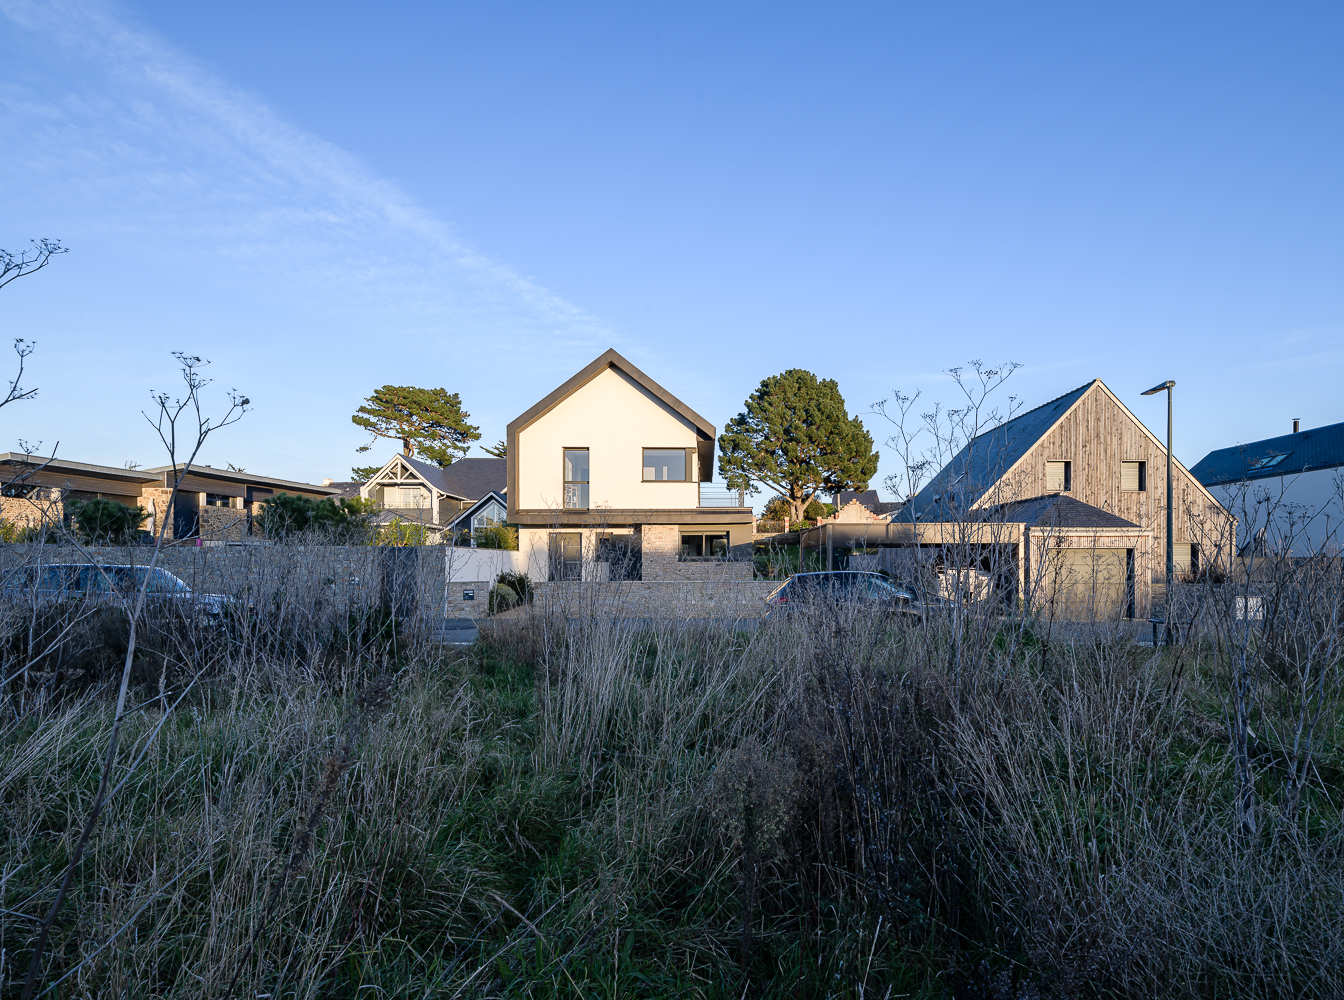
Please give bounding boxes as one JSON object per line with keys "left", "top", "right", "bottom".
{"left": 698, "top": 483, "right": 747, "bottom": 508}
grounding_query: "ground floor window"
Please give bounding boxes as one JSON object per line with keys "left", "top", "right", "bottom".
{"left": 205, "top": 494, "right": 232, "bottom": 507}
{"left": 548, "top": 532, "right": 582, "bottom": 580}
{"left": 597, "top": 532, "right": 642, "bottom": 581}
{"left": 680, "top": 533, "right": 729, "bottom": 560}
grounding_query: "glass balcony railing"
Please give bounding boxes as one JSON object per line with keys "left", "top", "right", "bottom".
{"left": 698, "top": 483, "right": 747, "bottom": 508}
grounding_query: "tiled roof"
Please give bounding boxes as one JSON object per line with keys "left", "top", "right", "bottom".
{"left": 899, "top": 381, "right": 1097, "bottom": 522}
{"left": 982, "top": 494, "right": 1140, "bottom": 530}
{"left": 324, "top": 481, "right": 364, "bottom": 500}
{"left": 401, "top": 455, "right": 507, "bottom": 500}
{"left": 1190, "top": 421, "right": 1344, "bottom": 486}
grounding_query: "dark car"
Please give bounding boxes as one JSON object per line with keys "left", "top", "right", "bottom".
{"left": 4, "top": 564, "right": 233, "bottom": 617}
{"left": 764, "top": 571, "right": 940, "bottom": 622}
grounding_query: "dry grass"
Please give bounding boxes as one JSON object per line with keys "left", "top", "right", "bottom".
{"left": 2, "top": 549, "right": 1343, "bottom": 997}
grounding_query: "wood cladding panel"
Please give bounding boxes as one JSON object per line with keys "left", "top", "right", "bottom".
{"left": 975, "top": 384, "right": 1231, "bottom": 574}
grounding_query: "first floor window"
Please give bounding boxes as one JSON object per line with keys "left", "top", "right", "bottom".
{"left": 205, "top": 493, "right": 232, "bottom": 508}
{"left": 1121, "top": 461, "right": 1146, "bottom": 492}
{"left": 1045, "top": 460, "right": 1072, "bottom": 492}
{"left": 680, "top": 533, "right": 729, "bottom": 560}
{"left": 564, "top": 449, "right": 589, "bottom": 509}
{"left": 643, "top": 449, "right": 688, "bottom": 481}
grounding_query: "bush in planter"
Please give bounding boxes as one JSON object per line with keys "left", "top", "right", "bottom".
{"left": 488, "top": 571, "right": 532, "bottom": 614}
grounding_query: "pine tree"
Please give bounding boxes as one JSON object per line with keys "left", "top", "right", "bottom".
{"left": 718, "top": 370, "right": 877, "bottom": 522}
{"left": 352, "top": 386, "right": 481, "bottom": 467}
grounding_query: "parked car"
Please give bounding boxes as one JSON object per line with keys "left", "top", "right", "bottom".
{"left": 4, "top": 564, "right": 234, "bottom": 617}
{"left": 764, "top": 571, "right": 943, "bottom": 622}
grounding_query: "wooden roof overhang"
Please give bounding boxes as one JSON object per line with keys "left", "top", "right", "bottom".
{"left": 505, "top": 349, "right": 718, "bottom": 519}
{"left": 146, "top": 465, "right": 339, "bottom": 499}
{"left": 0, "top": 454, "right": 156, "bottom": 495}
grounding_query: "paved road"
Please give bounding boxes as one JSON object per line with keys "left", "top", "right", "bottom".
{"left": 427, "top": 615, "right": 764, "bottom": 644}
{"left": 428, "top": 618, "right": 480, "bottom": 645}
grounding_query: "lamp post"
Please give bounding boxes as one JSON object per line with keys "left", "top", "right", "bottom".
{"left": 1141, "top": 379, "right": 1176, "bottom": 645}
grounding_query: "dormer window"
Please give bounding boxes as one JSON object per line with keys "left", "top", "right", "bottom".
{"left": 1046, "top": 461, "right": 1072, "bottom": 492}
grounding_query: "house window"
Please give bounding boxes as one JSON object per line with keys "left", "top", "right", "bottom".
{"left": 204, "top": 494, "right": 232, "bottom": 507}
{"left": 643, "top": 449, "right": 688, "bottom": 482}
{"left": 548, "top": 532, "right": 582, "bottom": 580}
{"left": 389, "top": 487, "right": 427, "bottom": 508}
{"left": 680, "top": 533, "right": 729, "bottom": 560}
{"left": 1173, "top": 542, "right": 1200, "bottom": 579}
{"left": 1121, "top": 461, "right": 1146, "bottom": 492}
{"left": 475, "top": 501, "right": 506, "bottom": 527}
{"left": 564, "top": 449, "right": 589, "bottom": 509}
{"left": 1045, "top": 461, "right": 1072, "bottom": 492}
{"left": 597, "top": 532, "right": 642, "bottom": 581}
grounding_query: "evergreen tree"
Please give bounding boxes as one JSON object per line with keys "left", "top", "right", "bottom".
{"left": 718, "top": 370, "right": 877, "bottom": 522}
{"left": 352, "top": 386, "right": 480, "bottom": 467}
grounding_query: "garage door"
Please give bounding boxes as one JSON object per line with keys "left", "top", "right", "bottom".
{"left": 1043, "top": 548, "right": 1132, "bottom": 620}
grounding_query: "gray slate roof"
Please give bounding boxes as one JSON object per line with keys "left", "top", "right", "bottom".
{"left": 1190, "top": 421, "right": 1344, "bottom": 486}
{"left": 402, "top": 455, "right": 507, "bottom": 500}
{"left": 325, "top": 481, "right": 364, "bottom": 500}
{"left": 981, "top": 494, "right": 1140, "bottom": 530}
{"left": 898, "top": 381, "right": 1096, "bottom": 522}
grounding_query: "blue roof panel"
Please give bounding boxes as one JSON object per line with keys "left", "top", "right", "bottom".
{"left": 1190, "top": 421, "right": 1344, "bottom": 486}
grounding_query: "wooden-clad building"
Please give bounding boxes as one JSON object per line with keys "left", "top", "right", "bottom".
{"left": 802, "top": 379, "right": 1235, "bottom": 619}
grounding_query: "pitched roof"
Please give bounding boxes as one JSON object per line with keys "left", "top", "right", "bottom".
{"left": 506, "top": 348, "right": 718, "bottom": 492}
{"left": 443, "top": 490, "right": 508, "bottom": 530}
{"left": 399, "top": 455, "right": 507, "bottom": 500}
{"left": 323, "top": 481, "right": 364, "bottom": 500}
{"left": 1190, "top": 420, "right": 1344, "bottom": 486}
{"left": 898, "top": 381, "right": 1097, "bottom": 521}
{"left": 981, "top": 494, "right": 1140, "bottom": 530}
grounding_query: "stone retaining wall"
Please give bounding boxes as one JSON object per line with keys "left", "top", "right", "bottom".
{"left": 0, "top": 544, "right": 771, "bottom": 620}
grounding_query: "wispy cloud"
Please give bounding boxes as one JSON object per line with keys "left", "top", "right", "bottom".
{"left": 0, "top": 0, "right": 625, "bottom": 474}
{"left": 0, "top": 0, "right": 611, "bottom": 352}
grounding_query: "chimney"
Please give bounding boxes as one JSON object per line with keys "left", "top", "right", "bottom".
{"left": 1293, "top": 418, "right": 1301, "bottom": 434}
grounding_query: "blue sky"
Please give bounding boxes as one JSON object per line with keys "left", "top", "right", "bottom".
{"left": 1, "top": 0, "right": 1340, "bottom": 498}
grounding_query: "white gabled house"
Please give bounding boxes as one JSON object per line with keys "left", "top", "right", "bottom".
{"left": 506, "top": 349, "right": 754, "bottom": 581}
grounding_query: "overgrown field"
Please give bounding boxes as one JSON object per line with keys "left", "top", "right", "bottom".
{"left": 4, "top": 582, "right": 1344, "bottom": 998}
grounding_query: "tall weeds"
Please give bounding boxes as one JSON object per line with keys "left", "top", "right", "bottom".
{"left": 2, "top": 546, "right": 1343, "bottom": 997}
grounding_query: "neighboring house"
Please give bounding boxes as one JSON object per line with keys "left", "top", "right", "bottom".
{"left": 832, "top": 490, "right": 904, "bottom": 521}
{"left": 505, "top": 348, "right": 753, "bottom": 581}
{"left": 140, "top": 465, "right": 340, "bottom": 541}
{"left": 444, "top": 490, "right": 509, "bottom": 543}
{"left": 804, "top": 379, "right": 1234, "bottom": 619}
{"left": 0, "top": 454, "right": 338, "bottom": 542}
{"left": 1190, "top": 419, "right": 1344, "bottom": 556}
{"left": 0, "top": 454, "right": 156, "bottom": 531}
{"left": 358, "top": 454, "right": 507, "bottom": 543}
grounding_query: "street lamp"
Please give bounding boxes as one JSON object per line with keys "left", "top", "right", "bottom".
{"left": 1141, "top": 379, "right": 1176, "bottom": 645}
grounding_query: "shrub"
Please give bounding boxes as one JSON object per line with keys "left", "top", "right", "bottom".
{"left": 472, "top": 522, "right": 518, "bottom": 550}
{"left": 257, "top": 493, "right": 375, "bottom": 541}
{"left": 488, "top": 570, "right": 532, "bottom": 613}
{"left": 377, "top": 517, "right": 430, "bottom": 546}
{"left": 68, "top": 497, "right": 146, "bottom": 545}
